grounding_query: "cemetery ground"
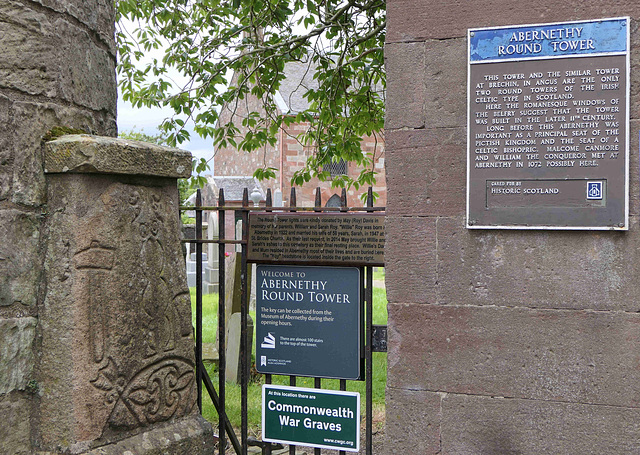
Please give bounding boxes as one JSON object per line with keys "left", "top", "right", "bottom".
{"left": 189, "top": 270, "right": 388, "bottom": 443}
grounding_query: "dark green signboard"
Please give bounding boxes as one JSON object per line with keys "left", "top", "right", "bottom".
{"left": 256, "top": 265, "right": 361, "bottom": 379}
{"left": 262, "top": 384, "right": 360, "bottom": 452}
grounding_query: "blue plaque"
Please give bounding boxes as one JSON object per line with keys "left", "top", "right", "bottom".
{"left": 470, "top": 17, "right": 628, "bottom": 63}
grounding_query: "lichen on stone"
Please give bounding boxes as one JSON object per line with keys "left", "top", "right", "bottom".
{"left": 42, "top": 126, "right": 88, "bottom": 143}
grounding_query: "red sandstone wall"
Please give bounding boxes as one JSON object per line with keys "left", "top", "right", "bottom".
{"left": 385, "top": 2, "right": 640, "bottom": 453}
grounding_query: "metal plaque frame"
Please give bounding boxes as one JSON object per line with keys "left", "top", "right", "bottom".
{"left": 255, "top": 264, "right": 361, "bottom": 380}
{"left": 467, "top": 17, "right": 630, "bottom": 230}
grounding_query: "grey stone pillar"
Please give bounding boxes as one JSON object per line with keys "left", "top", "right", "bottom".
{"left": 1, "top": 2, "right": 117, "bottom": 453}
{"left": 37, "top": 135, "right": 215, "bottom": 453}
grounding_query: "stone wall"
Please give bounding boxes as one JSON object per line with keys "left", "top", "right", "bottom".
{"left": 37, "top": 135, "right": 214, "bottom": 453}
{"left": 0, "top": 1, "right": 116, "bottom": 453}
{"left": 385, "top": 3, "right": 640, "bottom": 453}
{"left": 2, "top": 3, "right": 216, "bottom": 454}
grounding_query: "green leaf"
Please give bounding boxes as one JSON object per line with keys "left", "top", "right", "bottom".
{"left": 116, "top": 0, "right": 386, "bottom": 193}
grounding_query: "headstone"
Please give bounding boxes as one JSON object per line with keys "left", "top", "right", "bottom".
{"left": 216, "top": 252, "right": 253, "bottom": 382}
{"left": 205, "top": 211, "right": 220, "bottom": 294}
{"left": 325, "top": 193, "right": 342, "bottom": 207}
{"left": 274, "top": 188, "right": 283, "bottom": 207}
{"left": 186, "top": 250, "right": 208, "bottom": 287}
{"left": 222, "top": 253, "right": 243, "bottom": 318}
{"left": 236, "top": 219, "right": 243, "bottom": 252}
{"left": 225, "top": 312, "right": 254, "bottom": 384}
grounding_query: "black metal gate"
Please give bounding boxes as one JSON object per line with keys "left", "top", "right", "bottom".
{"left": 182, "top": 186, "right": 385, "bottom": 455}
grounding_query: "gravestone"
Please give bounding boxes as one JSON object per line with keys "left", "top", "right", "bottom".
{"left": 225, "top": 313, "right": 254, "bottom": 384}
{"left": 216, "top": 253, "right": 254, "bottom": 383}
{"left": 205, "top": 211, "right": 220, "bottom": 293}
{"left": 38, "top": 135, "right": 215, "bottom": 453}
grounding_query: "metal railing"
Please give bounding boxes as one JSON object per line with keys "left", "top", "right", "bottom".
{"left": 182, "top": 186, "right": 385, "bottom": 455}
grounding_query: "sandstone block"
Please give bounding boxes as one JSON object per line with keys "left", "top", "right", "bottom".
{"left": 10, "top": 100, "right": 116, "bottom": 207}
{"left": 0, "top": 317, "right": 36, "bottom": 394}
{"left": 0, "top": 393, "right": 32, "bottom": 455}
{"left": 385, "top": 128, "right": 465, "bottom": 217}
{"left": 0, "top": 95, "right": 12, "bottom": 201}
{"left": 384, "top": 216, "right": 437, "bottom": 304}
{"left": 80, "top": 415, "right": 216, "bottom": 455}
{"left": 0, "top": 210, "right": 40, "bottom": 311}
{"left": 437, "top": 215, "right": 640, "bottom": 312}
{"left": 384, "top": 42, "right": 425, "bottom": 130}
{"left": 0, "top": 9, "right": 58, "bottom": 97}
{"left": 28, "top": 0, "right": 116, "bottom": 50}
{"left": 39, "top": 161, "right": 198, "bottom": 448}
{"left": 0, "top": 2, "right": 116, "bottom": 110}
{"left": 423, "top": 38, "right": 466, "bottom": 128}
{"left": 388, "top": 302, "right": 640, "bottom": 407}
{"left": 441, "top": 393, "right": 640, "bottom": 454}
{"left": 384, "top": 387, "right": 441, "bottom": 455}
{"left": 55, "top": 18, "right": 117, "bottom": 114}
{"left": 630, "top": 119, "right": 640, "bottom": 217}
{"left": 44, "top": 135, "right": 192, "bottom": 178}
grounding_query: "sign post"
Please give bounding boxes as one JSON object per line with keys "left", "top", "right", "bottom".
{"left": 262, "top": 384, "right": 360, "bottom": 452}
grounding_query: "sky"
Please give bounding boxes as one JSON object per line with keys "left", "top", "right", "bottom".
{"left": 117, "top": 93, "right": 214, "bottom": 164}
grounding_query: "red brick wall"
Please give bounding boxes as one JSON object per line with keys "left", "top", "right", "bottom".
{"left": 214, "top": 92, "right": 386, "bottom": 207}
{"left": 279, "top": 120, "right": 386, "bottom": 207}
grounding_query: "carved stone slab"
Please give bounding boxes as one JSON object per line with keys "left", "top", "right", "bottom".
{"left": 38, "top": 136, "right": 213, "bottom": 452}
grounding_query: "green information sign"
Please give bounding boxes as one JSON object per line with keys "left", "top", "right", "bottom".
{"left": 262, "top": 385, "right": 360, "bottom": 452}
{"left": 256, "top": 265, "right": 361, "bottom": 379}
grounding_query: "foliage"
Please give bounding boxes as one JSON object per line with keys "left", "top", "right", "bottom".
{"left": 119, "top": 128, "right": 197, "bottom": 205}
{"left": 116, "top": 0, "right": 385, "bottom": 192}
{"left": 118, "top": 127, "right": 168, "bottom": 145}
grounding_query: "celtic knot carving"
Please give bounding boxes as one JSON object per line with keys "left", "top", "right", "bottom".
{"left": 92, "top": 357, "right": 195, "bottom": 430}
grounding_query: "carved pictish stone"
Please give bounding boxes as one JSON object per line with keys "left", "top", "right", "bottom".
{"left": 38, "top": 136, "right": 215, "bottom": 452}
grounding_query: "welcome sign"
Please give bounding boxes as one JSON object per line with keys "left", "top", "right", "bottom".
{"left": 255, "top": 265, "right": 361, "bottom": 379}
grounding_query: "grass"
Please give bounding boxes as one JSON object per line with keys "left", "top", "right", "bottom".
{"left": 190, "top": 279, "right": 389, "bottom": 436}
{"left": 372, "top": 267, "right": 386, "bottom": 283}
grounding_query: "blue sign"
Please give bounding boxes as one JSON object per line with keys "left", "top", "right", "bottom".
{"left": 587, "top": 181, "right": 603, "bottom": 200}
{"left": 470, "top": 17, "right": 628, "bottom": 63}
